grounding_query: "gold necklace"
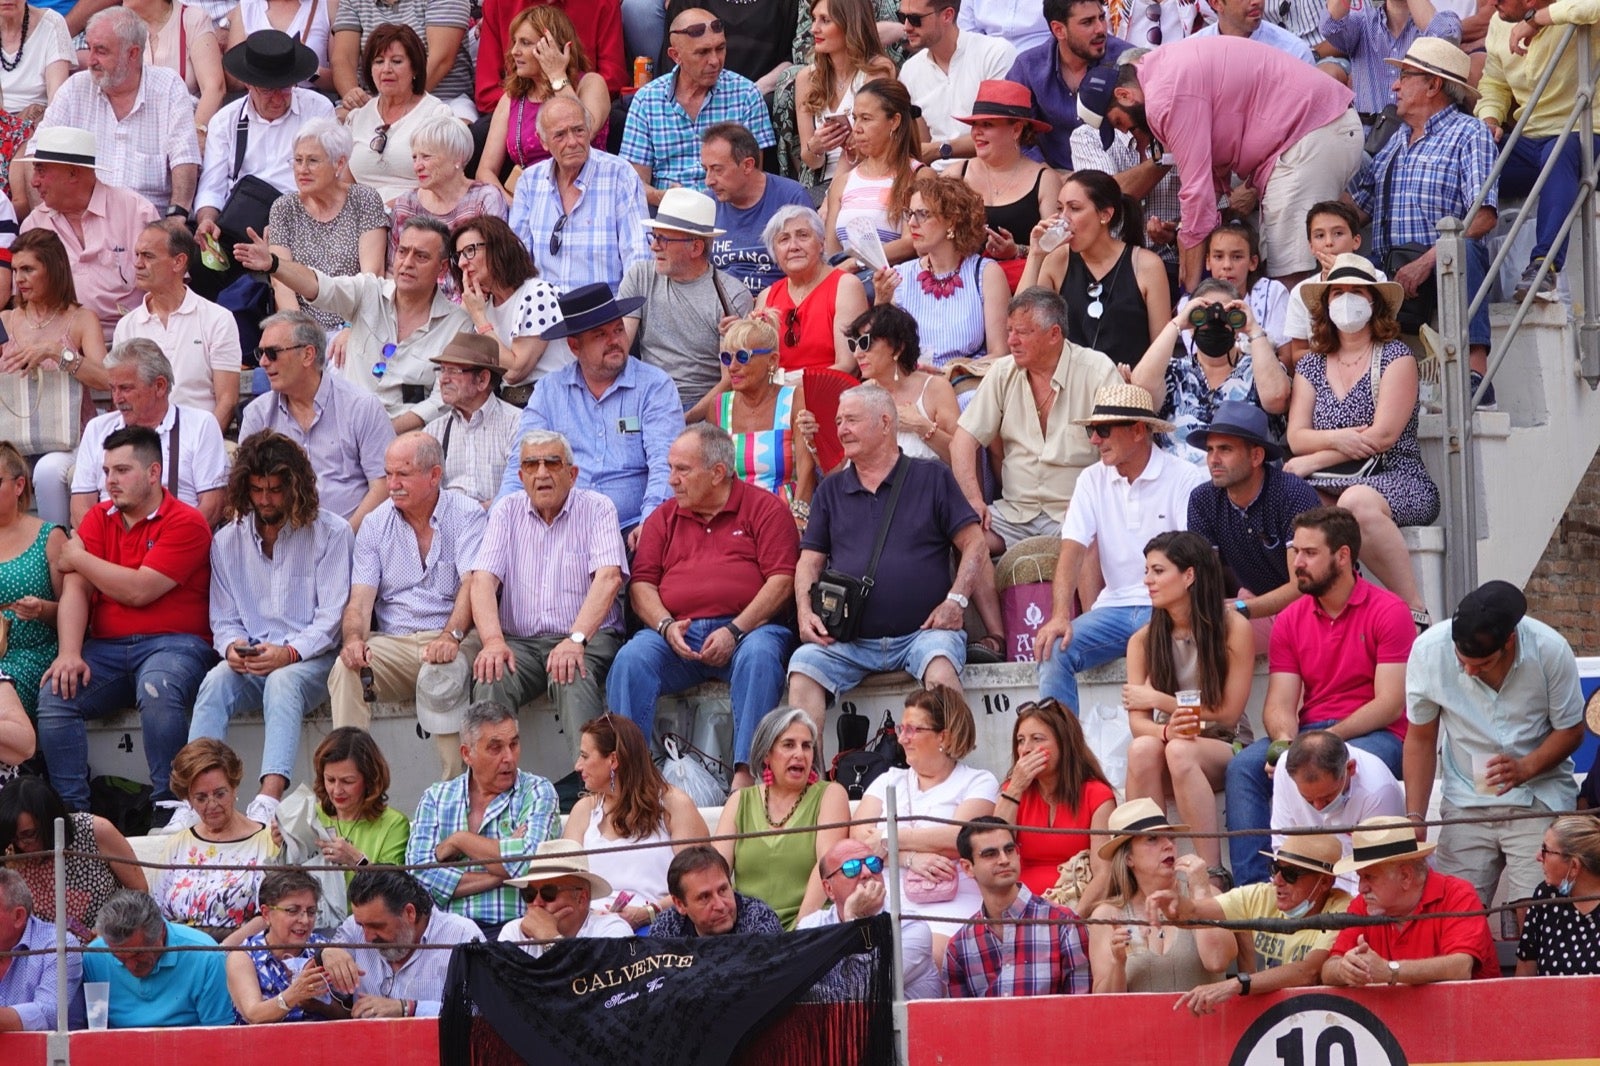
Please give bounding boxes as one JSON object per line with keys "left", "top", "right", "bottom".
{"left": 22, "top": 306, "right": 62, "bottom": 332}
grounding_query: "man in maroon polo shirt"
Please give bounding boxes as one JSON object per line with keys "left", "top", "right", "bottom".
{"left": 606, "top": 423, "right": 799, "bottom": 787}
{"left": 36, "top": 425, "right": 217, "bottom": 820}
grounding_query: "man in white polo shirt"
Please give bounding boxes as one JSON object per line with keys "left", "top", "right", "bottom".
{"left": 1270, "top": 729, "right": 1404, "bottom": 892}
{"left": 898, "top": 0, "right": 1017, "bottom": 168}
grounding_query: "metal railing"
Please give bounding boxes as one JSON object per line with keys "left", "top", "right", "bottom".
{"left": 1434, "top": 25, "right": 1600, "bottom": 609}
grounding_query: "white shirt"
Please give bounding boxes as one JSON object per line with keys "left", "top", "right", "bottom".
{"left": 1060, "top": 444, "right": 1208, "bottom": 608}
{"left": 336, "top": 908, "right": 483, "bottom": 1017}
{"left": 496, "top": 909, "right": 632, "bottom": 958}
{"left": 958, "top": 0, "right": 1052, "bottom": 53}
{"left": 1191, "top": 21, "right": 1316, "bottom": 62}
{"left": 796, "top": 906, "right": 945, "bottom": 1000}
{"left": 195, "top": 89, "right": 336, "bottom": 213}
{"left": 1270, "top": 745, "right": 1404, "bottom": 894}
{"left": 111, "top": 288, "right": 242, "bottom": 414}
{"left": 71, "top": 403, "right": 228, "bottom": 506}
{"left": 899, "top": 31, "right": 1017, "bottom": 170}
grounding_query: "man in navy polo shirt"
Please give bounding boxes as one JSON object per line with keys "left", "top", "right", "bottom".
{"left": 1186, "top": 401, "right": 1321, "bottom": 625}
{"left": 1006, "top": 0, "right": 1131, "bottom": 168}
{"left": 788, "top": 384, "right": 988, "bottom": 738}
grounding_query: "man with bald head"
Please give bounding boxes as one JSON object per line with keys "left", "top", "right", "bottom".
{"left": 797, "top": 838, "right": 944, "bottom": 999}
{"left": 619, "top": 7, "right": 774, "bottom": 205}
{"left": 508, "top": 94, "right": 650, "bottom": 291}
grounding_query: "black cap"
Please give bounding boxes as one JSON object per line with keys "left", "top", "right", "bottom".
{"left": 1451, "top": 580, "right": 1526, "bottom": 658}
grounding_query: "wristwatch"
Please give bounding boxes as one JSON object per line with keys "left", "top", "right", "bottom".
{"left": 945, "top": 591, "right": 970, "bottom": 609}
{"left": 0, "top": 668, "right": 15, "bottom": 686}
{"left": 725, "top": 620, "right": 746, "bottom": 644}
{"left": 165, "top": 204, "right": 190, "bottom": 219}
{"left": 550, "top": 76, "right": 569, "bottom": 91}
{"left": 1387, "top": 960, "right": 1401, "bottom": 984}
{"left": 938, "top": 141, "right": 953, "bottom": 161}
{"left": 569, "top": 630, "right": 587, "bottom": 646}
{"left": 1524, "top": 8, "right": 1538, "bottom": 20}
{"left": 1233, "top": 598, "right": 1250, "bottom": 619}
{"left": 59, "top": 348, "right": 80, "bottom": 375}
{"left": 1237, "top": 971, "right": 1252, "bottom": 996}
{"left": 447, "top": 628, "right": 466, "bottom": 642}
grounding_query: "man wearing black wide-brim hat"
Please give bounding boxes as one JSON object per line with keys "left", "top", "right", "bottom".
{"left": 194, "top": 30, "right": 334, "bottom": 249}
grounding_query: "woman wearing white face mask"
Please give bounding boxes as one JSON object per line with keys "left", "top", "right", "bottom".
{"left": 1283, "top": 253, "right": 1437, "bottom": 630}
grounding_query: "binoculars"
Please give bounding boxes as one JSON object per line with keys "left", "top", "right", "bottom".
{"left": 1187, "top": 302, "right": 1247, "bottom": 330}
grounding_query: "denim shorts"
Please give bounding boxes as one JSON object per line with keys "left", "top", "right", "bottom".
{"left": 787, "top": 629, "right": 967, "bottom": 695}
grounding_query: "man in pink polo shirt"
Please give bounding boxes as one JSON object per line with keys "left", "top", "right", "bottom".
{"left": 1077, "top": 35, "right": 1362, "bottom": 290}
{"left": 1225, "top": 506, "right": 1415, "bottom": 886}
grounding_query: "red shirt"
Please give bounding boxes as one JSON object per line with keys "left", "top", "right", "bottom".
{"left": 1268, "top": 577, "right": 1414, "bottom": 740}
{"left": 1330, "top": 868, "right": 1499, "bottom": 980}
{"left": 1007, "top": 778, "right": 1117, "bottom": 896}
{"left": 76, "top": 491, "right": 212, "bottom": 642}
{"left": 632, "top": 478, "right": 798, "bottom": 621}
{"left": 476, "top": 0, "right": 627, "bottom": 112}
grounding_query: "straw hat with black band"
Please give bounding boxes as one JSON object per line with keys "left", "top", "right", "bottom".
{"left": 21, "top": 127, "right": 96, "bottom": 169}
{"left": 1299, "top": 253, "right": 1405, "bottom": 320}
{"left": 1098, "top": 797, "right": 1189, "bottom": 859}
{"left": 1071, "top": 382, "right": 1176, "bottom": 434}
{"left": 1259, "top": 833, "right": 1342, "bottom": 877}
{"left": 1383, "top": 37, "right": 1477, "bottom": 99}
{"left": 1331, "top": 816, "right": 1437, "bottom": 875}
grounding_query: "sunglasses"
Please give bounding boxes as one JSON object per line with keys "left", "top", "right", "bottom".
{"left": 254, "top": 343, "right": 309, "bottom": 363}
{"left": 846, "top": 331, "right": 873, "bottom": 354}
{"left": 520, "top": 455, "right": 566, "bottom": 470}
{"left": 825, "top": 855, "right": 885, "bottom": 879}
{"left": 1268, "top": 861, "right": 1307, "bottom": 885}
{"left": 1086, "top": 280, "right": 1104, "bottom": 320}
{"left": 784, "top": 307, "right": 801, "bottom": 347}
{"left": 669, "top": 18, "right": 723, "bottom": 37}
{"left": 895, "top": 8, "right": 927, "bottom": 25}
{"left": 370, "top": 123, "right": 391, "bottom": 155}
{"left": 719, "top": 347, "right": 774, "bottom": 366}
{"left": 372, "top": 342, "right": 397, "bottom": 380}
{"left": 1085, "top": 421, "right": 1135, "bottom": 439}
{"left": 550, "top": 212, "right": 570, "bottom": 256}
{"left": 519, "top": 883, "right": 578, "bottom": 904}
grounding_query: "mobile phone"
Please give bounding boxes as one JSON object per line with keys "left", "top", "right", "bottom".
{"left": 0, "top": 318, "right": 9, "bottom": 345}
{"left": 237, "top": 640, "right": 264, "bottom": 657}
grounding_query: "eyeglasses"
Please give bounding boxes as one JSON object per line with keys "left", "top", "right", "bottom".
{"left": 254, "top": 343, "right": 310, "bottom": 363}
{"left": 646, "top": 231, "right": 700, "bottom": 246}
{"left": 267, "top": 904, "right": 316, "bottom": 919}
{"left": 669, "top": 18, "right": 722, "bottom": 37}
{"left": 549, "top": 213, "right": 569, "bottom": 256}
{"left": 846, "top": 332, "right": 873, "bottom": 354}
{"left": 719, "top": 347, "right": 774, "bottom": 366}
{"left": 1085, "top": 280, "right": 1104, "bottom": 320}
{"left": 897, "top": 723, "right": 940, "bottom": 737}
{"left": 455, "top": 242, "right": 486, "bottom": 262}
{"left": 1268, "top": 861, "right": 1307, "bottom": 885}
{"left": 895, "top": 8, "right": 927, "bottom": 25}
{"left": 189, "top": 786, "right": 233, "bottom": 807}
{"left": 905, "top": 208, "right": 933, "bottom": 225}
{"left": 1539, "top": 846, "right": 1572, "bottom": 861}
{"left": 519, "top": 455, "right": 567, "bottom": 470}
{"left": 519, "top": 883, "right": 579, "bottom": 904}
{"left": 825, "top": 855, "right": 885, "bottom": 879}
{"left": 784, "top": 307, "right": 801, "bottom": 347}
{"left": 1396, "top": 69, "right": 1435, "bottom": 81}
{"left": 370, "top": 124, "right": 391, "bottom": 155}
{"left": 373, "top": 343, "right": 397, "bottom": 380}
{"left": 1085, "top": 421, "right": 1135, "bottom": 439}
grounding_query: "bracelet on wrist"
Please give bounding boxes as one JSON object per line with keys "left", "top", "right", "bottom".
{"left": 656, "top": 616, "right": 675, "bottom": 637}
{"left": 1000, "top": 792, "right": 1021, "bottom": 804}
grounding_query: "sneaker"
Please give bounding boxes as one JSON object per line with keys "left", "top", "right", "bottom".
{"left": 1469, "top": 370, "right": 1498, "bottom": 411}
{"left": 1512, "top": 258, "right": 1559, "bottom": 302}
{"left": 245, "top": 793, "right": 281, "bottom": 826}
{"left": 149, "top": 800, "right": 199, "bottom": 835}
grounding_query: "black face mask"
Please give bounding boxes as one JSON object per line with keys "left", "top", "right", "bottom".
{"left": 1193, "top": 323, "right": 1236, "bottom": 358}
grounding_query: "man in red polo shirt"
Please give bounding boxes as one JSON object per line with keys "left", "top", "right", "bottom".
{"left": 475, "top": 0, "right": 628, "bottom": 115}
{"left": 36, "top": 425, "right": 216, "bottom": 823}
{"left": 1321, "top": 816, "right": 1499, "bottom": 985}
{"left": 606, "top": 423, "right": 798, "bottom": 787}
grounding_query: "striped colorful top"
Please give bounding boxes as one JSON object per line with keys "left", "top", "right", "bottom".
{"left": 834, "top": 166, "right": 903, "bottom": 248}
{"left": 717, "top": 385, "right": 798, "bottom": 504}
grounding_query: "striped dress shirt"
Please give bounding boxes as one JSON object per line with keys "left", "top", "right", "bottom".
{"left": 474, "top": 487, "right": 627, "bottom": 637}
{"left": 352, "top": 490, "right": 486, "bottom": 635}
{"left": 424, "top": 395, "right": 524, "bottom": 505}
{"left": 208, "top": 510, "right": 353, "bottom": 659}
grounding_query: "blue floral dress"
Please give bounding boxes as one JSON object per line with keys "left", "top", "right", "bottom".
{"left": 236, "top": 931, "right": 331, "bottom": 1024}
{"left": 1159, "top": 354, "right": 1285, "bottom": 465}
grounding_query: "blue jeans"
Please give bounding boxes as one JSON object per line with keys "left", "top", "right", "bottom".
{"left": 1465, "top": 237, "right": 1492, "bottom": 348}
{"left": 605, "top": 617, "right": 795, "bottom": 766}
{"left": 1036, "top": 605, "right": 1150, "bottom": 713}
{"left": 37, "top": 634, "right": 217, "bottom": 809}
{"left": 620, "top": 0, "right": 666, "bottom": 73}
{"left": 187, "top": 652, "right": 336, "bottom": 783}
{"left": 1500, "top": 133, "right": 1600, "bottom": 271}
{"left": 1224, "top": 719, "right": 1405, "bottom": 885}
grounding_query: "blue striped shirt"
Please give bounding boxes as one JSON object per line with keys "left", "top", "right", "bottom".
{"left": 1321, "top": 6, "right": 1462, "bottom": 116}
{"left": 1349, "top": 104, "right": 1498, "bottom": 259}
{"left": 508, "top": 147, "right": 652, "bottom": 291}
{"left": 618, "top": 67, "right": 776, "bottom": 191}
{"left": 209, "top": 510, "right": 353, "bottom": 659}
{"left": 351, "top": 491, "right": 486, "bottom": 635}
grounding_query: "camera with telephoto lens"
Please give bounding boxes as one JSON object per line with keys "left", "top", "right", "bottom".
{"left": 1187, "top": 302, "right": 1247, "bottom": 331}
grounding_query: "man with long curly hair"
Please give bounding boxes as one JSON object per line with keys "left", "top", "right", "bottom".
{"left": 178, "top": 431, "right": 354, "bottom": 830}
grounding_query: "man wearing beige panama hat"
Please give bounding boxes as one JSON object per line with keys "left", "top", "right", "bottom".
{"left": 1034, "top": 382, "right": 1207, "bottom": 712}
{"left": 1320, "top": 815, "right": 1498, "bottom": 985}
{"left": 499, "top": 840, "right": 632, "bottom": 956}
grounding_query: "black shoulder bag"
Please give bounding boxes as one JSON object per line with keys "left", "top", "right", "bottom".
{"left": 215, "top": 109, "right": 286, "bottom": 245}
{"left": 809, "top": 456, "right": 907, "bottom": 643}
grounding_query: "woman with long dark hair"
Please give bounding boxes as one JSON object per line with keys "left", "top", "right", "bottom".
{"left": 1122, "top": 531, "right": 1254, "bottom": 882}
{"left": 822, "top": 78, "right": 920, "bottom": 268}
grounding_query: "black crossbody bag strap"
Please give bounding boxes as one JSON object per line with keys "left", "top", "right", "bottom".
{"left": 860, "top": 455, "right": 908, "bottom": 595}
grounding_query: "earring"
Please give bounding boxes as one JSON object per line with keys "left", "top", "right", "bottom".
{"left": 807, "top": 768, "right": 819, "bottom": 785}
{"left": 946, "top": 228, "right": 955, "bottom": 241}
{"left": 608, "top": 768, "right": 616, "bottom": 793}
{"left": 761, "top": 765, "right": 774, "bottom": 786}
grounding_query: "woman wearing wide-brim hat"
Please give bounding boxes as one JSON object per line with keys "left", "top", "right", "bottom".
{"left": 1285, "top": 251, "right": 1438, "bottom": 630}
{"left": 1086, "top": 797, "right": 1236, "bottom": 993}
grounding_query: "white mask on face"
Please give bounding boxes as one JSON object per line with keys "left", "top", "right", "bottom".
{"left": 1328, "top": 292, "right": 1373, "bottom": 333}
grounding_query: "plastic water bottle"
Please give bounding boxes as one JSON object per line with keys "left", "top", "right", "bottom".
{"left": 1038, "top": 218, "right": 1071, "bottom": 254}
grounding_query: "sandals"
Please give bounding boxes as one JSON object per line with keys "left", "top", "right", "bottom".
{"left": 1411, "top": 607, "right": 1433, "bottom": 635}
{"left": 967, "top": 634, "right": 1005, "bottom": 664}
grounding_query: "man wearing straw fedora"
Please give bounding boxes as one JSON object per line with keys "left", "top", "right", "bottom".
{"left": 1034, "top": 382, "right": 1207, "bottom": 713}
{"left": 1149, "top": 834, "right": 1352, "bottom": 1013}
{"left": 500, "top": 840, "right": 633, "bottom": 956}
{"left": 1320, "top": 815, "right": 1498, "bottom": 985}
{"left": 422, "top": 332, "right": 522, "bottom": 505}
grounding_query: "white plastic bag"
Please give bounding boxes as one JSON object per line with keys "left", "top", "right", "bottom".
{"left": 1082, "top": 703, "right": 1132, "bottom": 799}
{"left": 657, "top": 734, "right": 727, "bottom": 808}
{"left": 276, "top": 783, "right": 350, "bottom": 929}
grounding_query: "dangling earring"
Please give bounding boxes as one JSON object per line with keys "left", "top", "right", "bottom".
{"left": 761, "top": 765, "right": 774, "bottom": 786}
{"left": 608, "top": 768, "right": 616, "bottom": 793}
{"left": 807, "top": 767, "right": 819, "bottom": 785}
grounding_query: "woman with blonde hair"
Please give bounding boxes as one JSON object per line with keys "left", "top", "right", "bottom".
{"left": 713, "top": 315, "right": 815, "bottom": 519}
{"left": 794, "top": 0, "right": 897, "bottom": 184}
{"left": 388, "top": 115, "right": 506, "bottom": 291}
{"left": 475, "top": 3, "right": 611, "bottom": 197}
{"left": 1517, "top": 815, "right": 1600, "bottom": 975}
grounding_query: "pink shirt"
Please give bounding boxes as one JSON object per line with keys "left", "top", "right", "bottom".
{"left": 1268, "top": 577, "right": 1414, "bottom": 739}
{"left": 20, "top": 181, "right": 158, "bottom": 343}
{"left": 1137, "top": 36, "right": 1354, "bottom": 250}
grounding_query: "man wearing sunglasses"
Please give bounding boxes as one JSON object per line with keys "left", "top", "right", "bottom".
{"left": 619, "top": 9, "right": 774, "bottom": 205}
{"left": 500, "top": 840, "right": 632, "bottom": 958}
{"left": 897, "top": 0, "right": 1017, "bottom": 169}
{"left": 797, "top": 839, "right": 944, "bottom": 1000}
{"left": 1147, "top": 836, "right": 1350, "bottom": 1014}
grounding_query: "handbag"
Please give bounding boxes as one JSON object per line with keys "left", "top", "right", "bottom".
{"left": 904, "top": 867, "right": 959, "bottom": 904}
{"left": 809, "top": 456, "right": 908, "bottom": 642}
{"left": 214, "top": 109, "right": 283, "bottom": 245}
{"left": 1377, "top": 145, "right": 1436, "bottom": 333}
{"left": 1306, "top": 348, "right": 1388, "bottom": 491}
{"left": 0, "top": 368, "right": 82, "bottom": 454}
{"left": 829, "top": 710, "right": 906, "bottom": 801}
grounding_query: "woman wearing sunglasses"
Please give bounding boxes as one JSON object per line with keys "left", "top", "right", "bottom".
{"left": 1127, "top": 276, "right": 1291, "bottom": 466}
{"left": 226, "top": 870, "right": 347, "bottom": 1023}
{"left": 712, "top": 315, "right": 816, "bottom": 522}
{"left": 1020, "top": 168, "right": 1170, "bottom": 369}
{"left": 844, "top": 304, "right": 958, "bottom": 463}
{"left": 342, "top": 24, "right": 454, "bottom": 208}
{"left": 754, "top": 204, "right": 867, "bottom": 373}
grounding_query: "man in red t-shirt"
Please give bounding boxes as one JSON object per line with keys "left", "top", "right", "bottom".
{"left": 1321, "top": 816, "right": 1499, "bottom": 986}
{"left": 606, "top": 424, "right": 799, "bottom": 786}
{"left": 35, "top": 426, "right": 216, "bottom": 821}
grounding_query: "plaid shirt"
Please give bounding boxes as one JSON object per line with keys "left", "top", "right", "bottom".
{"left": 1320, "top": 6, "right": 1461, "bottom": 117}
{"left": 618, "top": 67, "right": 775, "bottom": 192}
{"left": 1350, "top": 104, "right": 1498, "bottom": 260}
{"left": 1069, "top": 125, "right": 1182, "bottom": 267}
{"left": 40, "top": 66, "right": 201, "bottom": 211}
{"left": 944, "top": 886, "right": 1091, "bottom": 998}
{"left": 509, "top": 147, "right": 651, "bottom": 291}
{"left": 406, "top": 770, "right": 560, "bottom": 927}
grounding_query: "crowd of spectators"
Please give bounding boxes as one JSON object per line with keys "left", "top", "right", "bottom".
{"left": 1, "top": 0, "right": 1598, "bottom": 1035}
